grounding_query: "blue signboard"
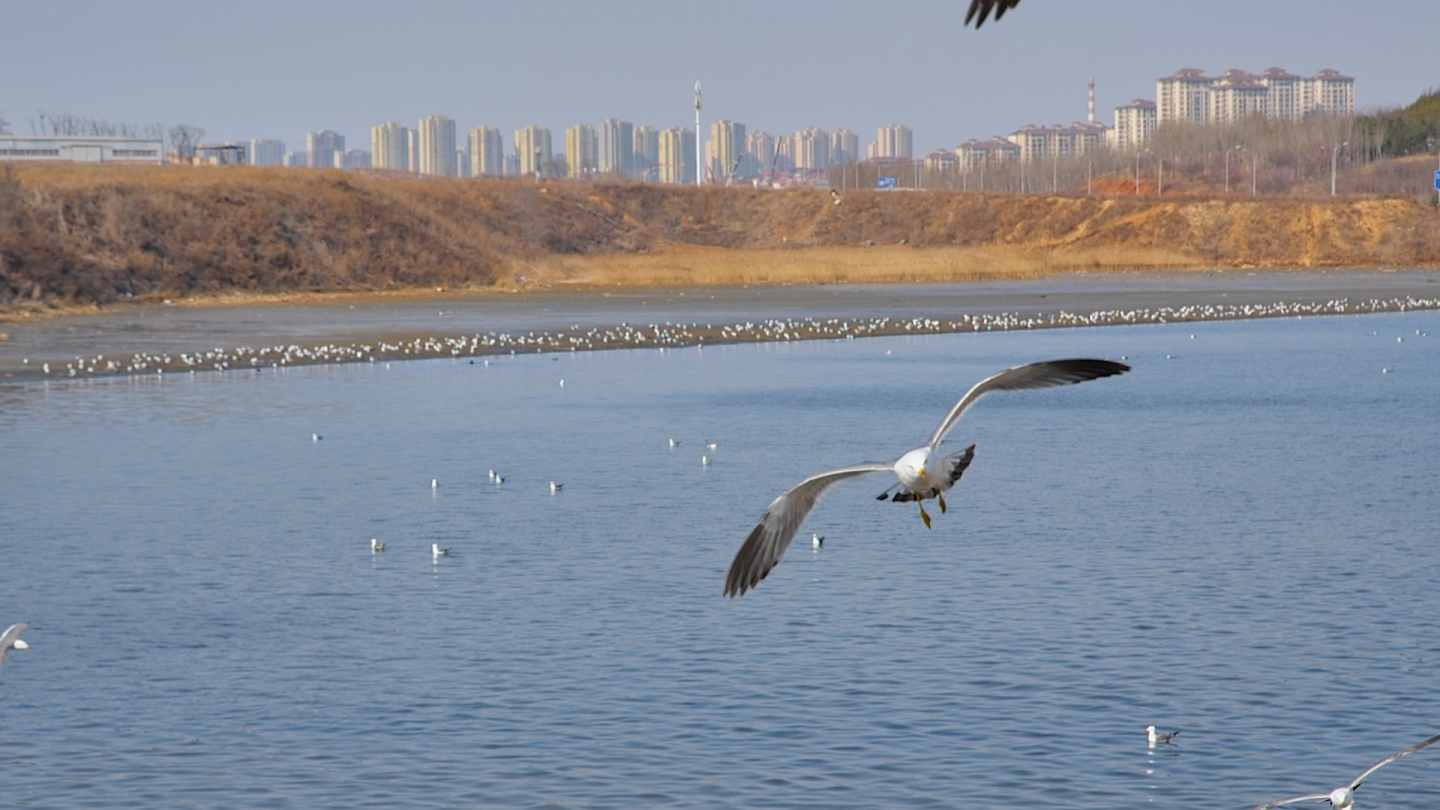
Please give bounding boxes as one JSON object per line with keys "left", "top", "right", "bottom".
{"left": 1433, "top": 169, "right": 1440, "bottom": 192}
{"left": 877, "top": 176, "right": 897, "bottom": 190}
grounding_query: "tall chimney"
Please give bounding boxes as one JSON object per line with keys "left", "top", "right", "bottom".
{"left": 1087, "top": 77, "right": 1095, "bottom": 124}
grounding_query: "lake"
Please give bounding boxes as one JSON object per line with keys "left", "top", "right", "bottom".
{"left": 2, "top": 309, "right": 1438, "bottom": 808}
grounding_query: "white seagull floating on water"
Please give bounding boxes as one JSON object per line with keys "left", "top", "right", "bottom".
{"left": 1147, "top": 725, "right": 1179, "bottom": 747}
{"left": 370, "top": 538, "right": 386, "bottom": 553}
{"left": 1250, "top": 732, "right": 1440, "bottom": 809}
{"left": 0, "top": 623, "right": 29, "bottom": 666}
{"left": 724, "top": 358, "right": 1129, "bottom": 597}
{"left": 432, "top": 543, "right": 450, "bottom": 560}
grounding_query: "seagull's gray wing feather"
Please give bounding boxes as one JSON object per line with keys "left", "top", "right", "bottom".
{"left": 925, "top": 358, "right": 1130, "bottom": 450}
{"left": 725, "top": 463, "right": 892, "bottom": 597}
{"left": 1349, "top": 732, "right": 1440, "bottom": 789}
{"left": 0, "top": 622, "right": 27, "bottom": 666}
{"left": 1249, "top": 794, "right": 1335, "bottom": 810}
{"left": 965, "top": 0, "right": 1020, "bottom": 28}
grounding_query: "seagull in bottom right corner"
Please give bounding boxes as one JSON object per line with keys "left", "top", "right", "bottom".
{"left": 1147, "top": 725, "right": 1179, "bottom": 748}
{"left": 1249, "top": 732, "right": 1440, "bottom": 809}
{"left": 0, "top": 623, "right": 29, "bottom": 666}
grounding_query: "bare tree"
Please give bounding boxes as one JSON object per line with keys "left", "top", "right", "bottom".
{"left": 168, "top": 124, "right": 207, "bottom": 162}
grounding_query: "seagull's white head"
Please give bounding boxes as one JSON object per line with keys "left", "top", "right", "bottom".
{"left": 896, "top": 448, "right": 932, "bottom": 487}
{"left": 12, "top": 640, "right": 27, "bottom": 650}
{"left": 1329, "top": 787, "right": 1353, "bottom": 808}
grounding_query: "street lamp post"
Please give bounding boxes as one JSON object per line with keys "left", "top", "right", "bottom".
{"left": 1330, "top": 141, "right": 1348, "bottom": 196}
{"left": 1135, "top": 149, "right": 1152, "bottom": 195}
{"left": 1225, "top": 145, "right": 1242, "bottom": 193}
{"left": 694, "top": 81, "right": 702, "bottom": 188}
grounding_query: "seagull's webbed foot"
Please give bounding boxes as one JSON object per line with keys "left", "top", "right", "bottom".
{"left": 918, "top": 502, "right": 932, "bottom": 529}
{"left": 937, "top": 493, "right": 947, "bottom": 513}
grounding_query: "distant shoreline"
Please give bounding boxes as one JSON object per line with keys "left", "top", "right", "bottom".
{"left": 3, "top": 269, "right": 1437, "bottom": 383}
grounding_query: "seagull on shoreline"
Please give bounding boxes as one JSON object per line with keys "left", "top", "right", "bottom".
{"left": 1250, "top": 732, "right": 1440, "bottom": 809}
{"left": 0, "top": 623, "right": 29, "bottom": 666}
{"left": 724, "top": 358, "right": 1129, "bottom": 597}
{"left": 1147, "top": 725, "right": 1179, "bottom": 747}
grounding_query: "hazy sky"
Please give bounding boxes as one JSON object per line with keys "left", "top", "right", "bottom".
{"left": 3, "top": 0, "right": 1436, "bottom": 156}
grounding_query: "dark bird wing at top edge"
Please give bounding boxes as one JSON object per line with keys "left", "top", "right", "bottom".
{"left": 965, "top": 0, "right": 1021, "bottom": 28}
{"left": 725, "top": 463, "right": 892, "bottom": 597}
{"left": 925, "top": 359, "right": 1130, "bottom": 450}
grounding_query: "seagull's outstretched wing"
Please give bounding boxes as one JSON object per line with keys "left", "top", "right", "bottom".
{"left": 1249, "top": 794, "right": 1336, "bottom": 810}
{"left": 965, "top": 0, "right": 1020, "bottom": 28}
{"left": 1349, "top": 732, "right": 1440, "bottom": 790}
{"left": 0, "top": 622, "right": 28, "bottom": 666}
{"left": 725, "top": 463, "right": 892, "bottom": 597}
{"left": 925, "top": 358, "right": 1130, "bottom": 450}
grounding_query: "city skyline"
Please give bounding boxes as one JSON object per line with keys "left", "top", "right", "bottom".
{"left": 1, "top": 0, "right": 1434, "bottom": 161}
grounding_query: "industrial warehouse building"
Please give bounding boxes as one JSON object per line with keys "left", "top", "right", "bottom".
{"left": 0, "top": 136, "right": 164, "bottom": 163}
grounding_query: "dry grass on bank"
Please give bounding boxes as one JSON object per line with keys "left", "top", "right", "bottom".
{"left": 3, "top": 163, "right": 1439, "bottom": 316}
{"left": 516, "top": 244, "right": 1205, "bottom": 289}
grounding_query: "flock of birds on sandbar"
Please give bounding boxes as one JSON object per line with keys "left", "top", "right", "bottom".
{"left": 16, "top": 295, "right": 1437, "bottom": 381}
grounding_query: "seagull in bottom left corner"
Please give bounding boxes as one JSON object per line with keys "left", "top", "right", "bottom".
{"left": 0, "top": 623, "right": 29, "bottom": 666}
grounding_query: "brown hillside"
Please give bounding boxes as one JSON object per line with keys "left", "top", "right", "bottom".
{"left": 1, "top": 164, "right": 1438, "bottom": 312}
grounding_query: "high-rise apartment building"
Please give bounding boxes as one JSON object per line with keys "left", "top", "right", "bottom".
{"left": 746, "top": 131, "right": 776, "bottom": 177}
{"left": 456, "top": 147, "right": 470, "bottom": 178}
{"left": 868, "top": 124, "right": 913, "bottom": 160}
{"left": 956, "top": 138, "right": 1021, "bottom": 170}
{"left": 707, "top": 120, "right": 746, "bottom": 181}
{"left": 656, "top": 127, "right": 696, "bottom": 184}
{"left": 514, "top": 126, "right": 552, "bottom": 177}
{"left": 1007, "top": 123, "right": 1109, "bottom": 162}
{"left": 407, "top": 130, "right": 419, "bottom": 173}
{"left": 1155, "top": 66, "right": 1354, "bottom": 126}
{"left": 633, "top": 126, "right": 658, "bottom": 179}
{"left": 334, "top": 149, "right": 371, "bottom": 170}
{"left": 1209, "top": 69, "right": 1269, "bottom": 124}
{"left": 417, "top": 115, "right": 457, "bottom": 177}
{"left": 249, "top": 138, "right": 285, "bottom": 167}
{"left": 565, "top": 123, "right": 598, "bottom": 178}
{"left": 307, "top": 130, "right": 344, "bottom": 169}
{"left": 1110, "top": 99, "right": 1157, "bottom": 150}
{"left": 1307, "top": 69, "right": 1355, "bottom": 117}
{"left": 370, "top": 122, "right": 410, "bottom": 171}
{"left": 829, "top": 129, "right": 858, "bottom": 164}
{"left": 598, "top": 119, "right": 634, "bottom": 177}
{"left": 469, "top": 126, "right": 504, "bottom": 176}
{"left": 792, "top": 127, "right": 829, "bottom": 171}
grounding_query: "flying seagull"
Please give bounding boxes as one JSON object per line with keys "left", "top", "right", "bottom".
{"left": 1250, "top": 733, "right": 1440, "bottom": 809}
{"left": 1147, "top": 725, "right": 1180, "bottom": 747}
{"left": 0, "top": 623, "right": 29, "bottom": 666}
{"left": 724, "top": 358, "right": 1129, "bottom": 597}
{"left": 966, "top": 0, "right": 1021, "bottom": 28}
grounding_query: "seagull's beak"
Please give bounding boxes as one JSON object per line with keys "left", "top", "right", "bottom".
{"left": 13, "top": 640, "right": 28, "bottom": 650}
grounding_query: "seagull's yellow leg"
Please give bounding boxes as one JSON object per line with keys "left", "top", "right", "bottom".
{"left": 937, "top": 493, "right": 947, "bottom": 513}
{"left": 918, "top": 500, "right": 932, "bottom": 529}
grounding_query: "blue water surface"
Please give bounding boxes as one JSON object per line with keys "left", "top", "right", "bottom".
{"left": 2, "top": 311, "right": 1438, "bottom": 809}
